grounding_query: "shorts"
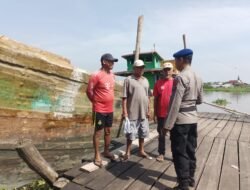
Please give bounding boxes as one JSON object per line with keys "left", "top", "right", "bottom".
{"left": 126, "top": 119, "right": 149, "bottom": 141}
{"left": 93, "top": 112, "right": 113, "bottom": 130}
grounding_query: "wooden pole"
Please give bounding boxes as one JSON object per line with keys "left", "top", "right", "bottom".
{"left": 16, "top": 140, "right": 59, "bottom": 185}
{"left": 134, "top": 15, "right": 144, "bottom": 60}
{"left": 182, "top": 34, "right": 186, "bottom": 48}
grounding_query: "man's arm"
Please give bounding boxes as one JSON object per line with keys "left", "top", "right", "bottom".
{"left": 122, "top": 78, "right": 129, "bottom": 118}
{"left": 122, "top": 98, "right": 128, "bottom": 118}
{"left": 86, "top": 74, "right": 97, "bottom": 102}
{"left": 164, "top": 77, "right": 186, "bottom": 130}
{"left": 147, "top": 96, "right": 151, "bottom": 119}
{"left": 152, "top": 84, "right": 158, "bottom": 122}
{"left": 196, "top": 79, "right": 203, "bottom": 105}
{"left": 153, "top": 97, "right": 158, "bottom": 122}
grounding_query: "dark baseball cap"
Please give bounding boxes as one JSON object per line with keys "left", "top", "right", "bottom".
{"left": 100, "top": 53, "right": 118, "bottom": 62}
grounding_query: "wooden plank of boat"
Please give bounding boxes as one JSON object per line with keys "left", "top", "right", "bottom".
{"left": 83, "top": 153, "right": 141, "bottom": 189}
{"left": 85, "top": 139, "right": 158, "bottom": 190}
{"left": 207, "top": 116, "right": 229, "bottom": 138}
{"left": 217, "top": 121, "right": 236, "bottom": 139}
{"left": 239, "top": 141, "right": 250, "bottom": 190}
{"left": 126, "top": 141, "right": 172, "bottom": 190}
{"left": 62, "top": 182, "right": 89, "bottom": 190}
{"left": 194, "top": 136, "right": 214, "bottom": 189}
{"left": 218, "top": 140, "right": 239, "bottom": 190}
{"left": 63, "top": 163, "right": 88, "bottom": 180}
{"left": 197, "top": 116, "right": 214, "bottom": 132}
{"left": 198, "top": 119, "right": 220, "bottom": 143}
{"left": 196, "top": 138, "right": 225, "bottom": 190}
{"left": 151, "top": 136, "right": 214, "bottom": 190}
{"left": 80, "top": 129, "right": 158, "bottom": 173}
{"left": 197, "top": 117, "right": 209, "bottom": 126}
{"left": 58, "top": 113, "right": 249, "bottom": 190}
{"left": 79, "top": 160, "right": 109, "bottom": 173}
{"left": 199, "top": 113, "right": 229, "bottom": 138}
{"left": 151, "top": 158, "right": 177, "bottom": 189}
{"left": 239, "top": 121, "right": 250, "bottom": 142}
{"left": 228, "top": 118, "right": 243, "bottom": 140}
{"left": 72, "top": 138, "right": 154, "bottom": 187}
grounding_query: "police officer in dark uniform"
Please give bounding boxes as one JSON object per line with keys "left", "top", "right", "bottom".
{"left": 163, "top": 48, "right": 203, "bottom": 190}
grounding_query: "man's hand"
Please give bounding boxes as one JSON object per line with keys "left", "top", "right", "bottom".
{"left": 153, "top": 112, "right": 157, "bottom": 123}
{"left": 153, "top": 115, "right": 157, "bottom": 123}
{"left": 122, "top": 113, "right": 128, "bottom": 118}
{"left": 146, "top": 111, "right": 150, "bottom": 119}
{"left": 162, "top": 128, "right": 170, "bottom": 136}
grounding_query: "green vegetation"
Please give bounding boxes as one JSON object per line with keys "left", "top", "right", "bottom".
{"left": 204, "top": 83, "right": 250, "bottom": 92}
{"left": 0, "top": 179, "right": 52, "bottom": 190}
{"left": 203, "top": 82, "right": 214, "bottom": 89}
{"left": 17, "top": 180, "right": 52, "bottom": 190}
{"left": 212, "top": 98, "right": 230, "bottom": 106}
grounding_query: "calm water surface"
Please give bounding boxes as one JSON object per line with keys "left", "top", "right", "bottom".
{"left": 198, "top": 91, "right": 250, "bottom": 114}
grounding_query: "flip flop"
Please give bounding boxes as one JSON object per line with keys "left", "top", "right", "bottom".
{"left": 119, "top": 154, "right": 130, "bottom": 162}
{"left": 138, "top": 153, "right": 153, "bottom": 160}
{"left": 93, "top": 159, "right": 103, "bottom": 168}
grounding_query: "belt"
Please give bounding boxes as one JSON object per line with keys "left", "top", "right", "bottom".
{"left": 179, "top": 106, "right": 197, "bottom": 112}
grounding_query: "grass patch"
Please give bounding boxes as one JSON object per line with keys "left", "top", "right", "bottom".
{"left": 212, "top": 98, "right": 230, "bottom": 106}
{"left": 0, "top": 179, "right": 53, "bottom": 190}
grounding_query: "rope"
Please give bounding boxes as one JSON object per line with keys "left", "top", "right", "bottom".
{"left": 202, "top": 101, "right": 250, "bottom": 116}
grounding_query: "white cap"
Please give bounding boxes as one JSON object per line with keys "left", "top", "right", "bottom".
{"left": 163, "top": 62, "right": 173, "bottom": 69}
{"left": 133, "top": 59, "right": 145, "bottom": 67}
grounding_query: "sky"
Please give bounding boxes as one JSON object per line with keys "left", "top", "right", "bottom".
{"left": 1, "top": 0, "right": 250, "bottom": 83}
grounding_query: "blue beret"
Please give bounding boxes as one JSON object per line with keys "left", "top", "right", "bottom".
{"left": 173, "top": 48, "right": 193, "bottom": 58}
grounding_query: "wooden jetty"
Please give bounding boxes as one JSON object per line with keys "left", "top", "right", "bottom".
{"left": 59, "top": 112, "right": 250, "bottom": 190}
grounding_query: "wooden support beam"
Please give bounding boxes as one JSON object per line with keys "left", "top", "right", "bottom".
{"left": 16, "top": 140, "right": 69, "bottom": 189}
{"left": 183, "top": 34, "right": 186, "bottom": 48}
{"left": 134, "top": 15, "right": 144, "bottom": 61}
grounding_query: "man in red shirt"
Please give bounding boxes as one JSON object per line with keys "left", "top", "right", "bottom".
{"left": 153, "top": 62, "right": 173, "bottom": 162}
{"left": 86, "top": 53, "right": 118, "bottom": 167}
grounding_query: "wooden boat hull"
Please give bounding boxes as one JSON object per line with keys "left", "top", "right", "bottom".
{"left": 0, "top": 36, "right": 123, "bottom": 188}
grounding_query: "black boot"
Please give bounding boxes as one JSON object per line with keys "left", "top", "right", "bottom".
{"left": 173, "top": 179, "right": 189, "bottom": 190}
{"left": 189, "top": 177, "right": 195, "bottom": 187}
{"left": 189, "top": 170, "right": 195, "bottom": 187}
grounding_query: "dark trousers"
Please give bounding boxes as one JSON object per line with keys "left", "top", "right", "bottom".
{"left": 157, "top": 117, "right": 166, "bottom": 155}
{"left": 170, "top": 123, "right": 197, "bottom": 183}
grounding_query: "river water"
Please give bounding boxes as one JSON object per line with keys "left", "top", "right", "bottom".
{"left": 197, "top": 91, "right": 250, "bottom": 114}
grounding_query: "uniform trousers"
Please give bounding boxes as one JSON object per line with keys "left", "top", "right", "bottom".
{"left": 170, "top": 123, "right": 197, "bottom": 183}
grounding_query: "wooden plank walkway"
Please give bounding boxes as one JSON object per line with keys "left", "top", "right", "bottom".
{"left": 61, "top": 112, "right": 250, "bottom": 190}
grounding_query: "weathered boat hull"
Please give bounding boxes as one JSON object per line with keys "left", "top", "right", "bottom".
{"left": 0, "top": 36, "right": 123, "bottom": 188}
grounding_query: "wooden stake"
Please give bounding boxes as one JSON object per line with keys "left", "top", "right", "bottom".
{"left": 183, "top": 34, "right": 186, "bottom": 48}
{"left": 135, "top": 15, "right": 144, "bottom": 60}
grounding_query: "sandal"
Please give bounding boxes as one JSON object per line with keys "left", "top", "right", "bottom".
{"left": 119, "top": 154, "right": 130, "bottom": 162}
{"left": 138, "top": 152, "right": 153, "bottom": 160}
{"left": 93, "top": 159, "right": 103, "bottom": 168}
{"left": 102, "top": 152, "right": 116, "bottom": 161}
{"left": 156, "top": 154, "right": 164, "bottom": 162}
